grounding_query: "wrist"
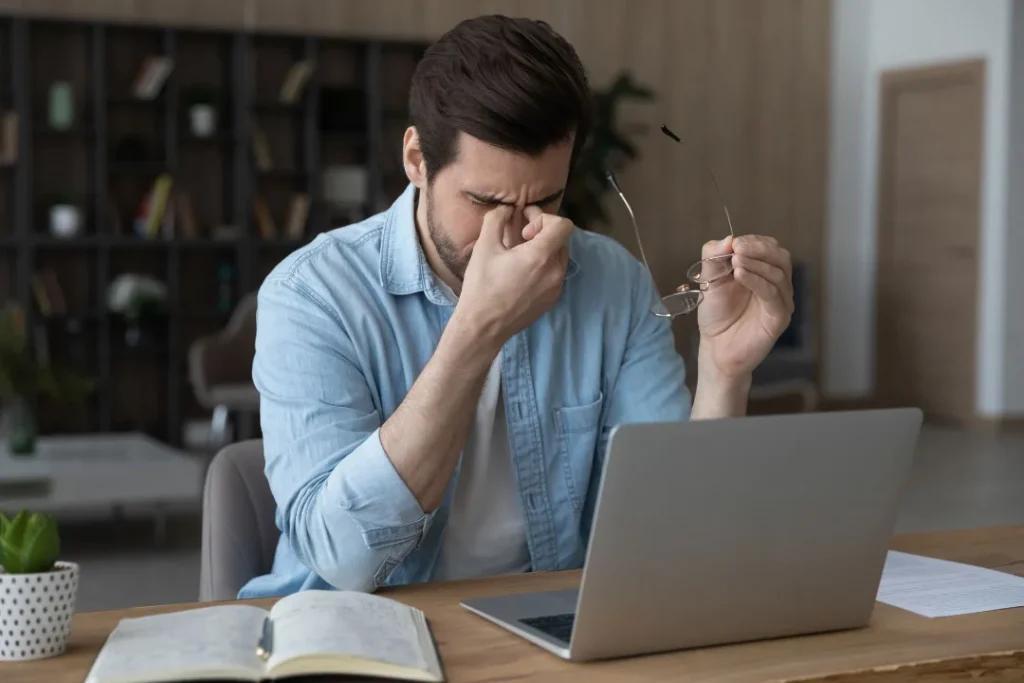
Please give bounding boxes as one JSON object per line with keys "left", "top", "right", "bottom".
{"left": 441, "top": 306, "right": 504, "bottom": 371}
{"left": 697, "top": 336, "right": 753, "bottom": 388}
{"left": 697, "top": 358, "right": 752, "bottom": 395}
{"left": 692, "top": 345, "right": 751, "bottom": 419}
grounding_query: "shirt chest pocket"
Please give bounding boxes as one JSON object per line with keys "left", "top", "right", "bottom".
{"left": 554, "top": 392, "right": 604, "bottom": 512}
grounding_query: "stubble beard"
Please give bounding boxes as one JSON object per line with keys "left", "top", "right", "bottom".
{"left": 425, "top": 184, "right": 471, "bottom": 282}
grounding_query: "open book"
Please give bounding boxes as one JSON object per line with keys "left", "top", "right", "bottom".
{"left": 84, "top": 590, "right": 444, "bottom": 683}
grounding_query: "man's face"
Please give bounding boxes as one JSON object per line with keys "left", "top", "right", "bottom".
{"left": 404, "top": 130, "right": 573, "bottom": 281}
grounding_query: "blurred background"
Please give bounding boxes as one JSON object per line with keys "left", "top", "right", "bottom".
{"left": 0, "top": 0, "right": 1021, "bottom": 610}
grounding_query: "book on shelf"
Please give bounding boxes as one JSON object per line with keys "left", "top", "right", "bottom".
{"left": 31, "top": 268, "right": 66, "bottom": 317}
{"left": 279, "top": 60, "right": 314, "bottom": 104}
{"left": 284, "top": 193, "right": 310, "bottom": 240}
{"left": 83, "top": 589, "right": 444, "bottom": 683}
{"left": 132, "top": 56, "right": 174, "bottom": 100}
{"left": 251, "top": 124, "right": 273, "bottom": 172}
{"left": 0, "top": 111, "right": 17, "bottom": 165}
{"left": 135, "top": 174, "right": 173, "bottom": 238}
{"left": 253, "top": 196, "right": 278, "bottom": 240}
{"left": 175, "top": 191, "right": 199, "bottom": 238}
{"left": 161, "top": 191, "right": 176, "bottom": 238}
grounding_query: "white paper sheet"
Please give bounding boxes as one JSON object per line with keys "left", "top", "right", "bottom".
{"left": 877, "top": 550, "right": 1024, "bottom": 617}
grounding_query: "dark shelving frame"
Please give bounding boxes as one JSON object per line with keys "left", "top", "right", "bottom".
{"left": 0, "top": 14, "right": 425, "bottom": 446}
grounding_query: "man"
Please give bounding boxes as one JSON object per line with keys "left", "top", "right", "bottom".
{"left": 238, "top": 15, "right": 794, "bottom": 598}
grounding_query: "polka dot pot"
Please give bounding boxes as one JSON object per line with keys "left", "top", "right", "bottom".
{"left": 0, "top": 561, "right": 79, "bottom": 661}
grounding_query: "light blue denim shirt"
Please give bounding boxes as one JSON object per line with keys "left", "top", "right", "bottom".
{"left": 238, "top": 183, "right": 691, "bottom": 599}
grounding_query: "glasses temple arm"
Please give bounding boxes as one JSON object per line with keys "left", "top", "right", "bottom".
{"left": 660, "top": 124, "right": 735, "bottom": 238}
{"left": 606, "top": 172, "right": 665, "bottom": 300}
{"left": 706, "top": 169, "right": 735, "bottom": 238}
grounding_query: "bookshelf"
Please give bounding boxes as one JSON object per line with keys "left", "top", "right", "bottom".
{"left": 0, "top": 15, "right": 426, "bottom": 446}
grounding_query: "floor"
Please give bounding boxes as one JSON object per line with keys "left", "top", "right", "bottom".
{"left": 61, "top": 424, "right": 1024, "bottom": 613}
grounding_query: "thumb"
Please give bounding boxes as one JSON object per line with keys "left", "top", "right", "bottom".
{"left": 478, "top": 205, "right": 513, "bottom": 251}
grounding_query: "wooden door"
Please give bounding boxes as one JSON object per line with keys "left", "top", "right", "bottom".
{"left": 874, "top": 59, "right": 984, "bottom": 422}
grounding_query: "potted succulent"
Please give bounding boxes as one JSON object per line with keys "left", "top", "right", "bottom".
{"left": 0, "top": 510, "right": 79, "bottom": 661}
{"left": 0, "top": 306, "right": 93, "bottom": 456}
{"left": 183, "top": 85, "right": 218, "bottom": 138}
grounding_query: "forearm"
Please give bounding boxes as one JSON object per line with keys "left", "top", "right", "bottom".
{"left": 379, "top": 309, "right": 501, "bottom": 512}
{"left": 690, "top": 346, "right": 751, "bottom": 420}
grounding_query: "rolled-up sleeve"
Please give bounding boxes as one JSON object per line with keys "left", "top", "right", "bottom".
{"left": 254, "top": 274, "right": 433, "bottom": 592}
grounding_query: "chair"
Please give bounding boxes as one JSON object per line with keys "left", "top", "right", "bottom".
{"left": 199, "top": 439, "right": 280, "bottom": 602}
{"left": 188, "top": 293, "right": 260, "bottom": 448}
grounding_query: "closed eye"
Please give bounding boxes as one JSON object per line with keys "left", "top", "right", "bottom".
{"left": 465, "top": 190, "right": 564, "bottom": 208}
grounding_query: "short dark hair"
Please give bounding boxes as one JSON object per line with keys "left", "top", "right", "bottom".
{"left": 409, "top": 15, "right": 592, "bottom": 179}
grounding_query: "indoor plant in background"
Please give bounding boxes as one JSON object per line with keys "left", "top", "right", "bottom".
{"left": 0, "top": 510, "right": 79, "bottom": 661}
{"left": 562, "top": 71, "right": 654, "bottom": 231}
{"left": 106, "top": 273, "right": 168, "bottom": 348}
{"left": 0, "top": 306, "right": 93, "bottom": 456}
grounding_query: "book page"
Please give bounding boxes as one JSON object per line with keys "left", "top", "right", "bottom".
{"left": 268, "top": 590, "right": 432, "bottom": 674}
{"left": 84, "top": 604, "right": 268, "bottom": 683}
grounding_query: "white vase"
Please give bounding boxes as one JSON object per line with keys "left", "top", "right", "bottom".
{"left": 189, "top": 104, "right": 217, "bottom": 138}
{"left": 49, "top": 205, "right": 81, "bottom": 239}
{"left": 0, "top": 561, "right": 79, "bottom": 661}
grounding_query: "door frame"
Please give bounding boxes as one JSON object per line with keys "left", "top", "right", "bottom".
{"left": 873, "top": 57, "right": 986, "bottom": 421}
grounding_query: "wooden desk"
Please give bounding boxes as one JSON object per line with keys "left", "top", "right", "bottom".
{"left": 5, "top": 525, "right": 1024, "bottom": 682}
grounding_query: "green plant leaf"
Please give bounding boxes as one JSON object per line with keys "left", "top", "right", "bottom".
{"left": 565, "top": 70, "right": 656, "bottom": 231}
{"left": 0, "top": 510, "right": 59, "bottom": 573}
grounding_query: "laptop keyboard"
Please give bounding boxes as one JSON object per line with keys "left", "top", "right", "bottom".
{"left": 520, "top": 613, "right": 575, "bottom": 644}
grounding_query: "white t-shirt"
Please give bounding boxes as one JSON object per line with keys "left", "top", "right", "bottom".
{"left": 431, "top": 284, "right": 531, "bottom": 582}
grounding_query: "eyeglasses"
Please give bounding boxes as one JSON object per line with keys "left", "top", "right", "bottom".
{"left": 606, "top": 125, "right": 736, "bottom": 319}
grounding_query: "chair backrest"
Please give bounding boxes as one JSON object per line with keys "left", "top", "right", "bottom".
{"left": 199, "top": 439, "right": 279, "bottom": 602}
{"left": 189, "top": 293, "right": 258, "bottom": 405}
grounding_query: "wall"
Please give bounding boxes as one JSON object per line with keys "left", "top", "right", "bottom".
{"left": 826, "top": 0, "right": 1014, "bottom": 416}
{"left": 2, "top": 0, "right": 832, "bottom": 371}
{"left": 1006, "top": 0, "right": 1024, "bottom": 413}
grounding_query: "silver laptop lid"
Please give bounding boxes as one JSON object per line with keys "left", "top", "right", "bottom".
{"left": 569, "top": 408, "right": 923, "bottom": 660}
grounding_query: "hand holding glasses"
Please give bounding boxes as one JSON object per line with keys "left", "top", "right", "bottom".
{"left": 607, "top": 125, "right": 737, "bottom": 319}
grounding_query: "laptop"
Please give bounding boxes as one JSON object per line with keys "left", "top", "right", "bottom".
{"left": 461, "top": 408, "right": 923, "bottom": 662}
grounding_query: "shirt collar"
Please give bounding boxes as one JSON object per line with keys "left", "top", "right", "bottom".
{"left": 379, "top": 183, "right": 580, "bottom": 304}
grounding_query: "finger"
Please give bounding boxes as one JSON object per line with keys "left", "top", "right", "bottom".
{"left": 732, "top": 253, "right": 793, "bottom": 301}
{"left": 505, "top": 216, "right": 526, "bottom": 248}
{"left": 701, "top": 234, "right": 734, "bottom": 260}
{"left": 522, "top": 205, "right": 544, "bottom": 241}
{"left": 523, "top": 211, "right": 573, "bottom": 253}
{"left": 733, "top": 266, "right": 793, "bottom": 317}
{"left": 478, "top": 205, "right": 514, "bottom": 250}
{"left": 733, "top": 236, "right": 790, "bottom": 270}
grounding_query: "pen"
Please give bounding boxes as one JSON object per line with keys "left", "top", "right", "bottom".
{"left": 256, "top": 616, "right": 273, "bottom": 661}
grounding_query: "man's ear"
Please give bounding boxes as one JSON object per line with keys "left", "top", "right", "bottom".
{"left": 403, "top": 126, "right": 427, "bottom": 189}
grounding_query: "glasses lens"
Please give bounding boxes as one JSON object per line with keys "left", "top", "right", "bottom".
{"left": 687, "top": 253, "right": 734, "bottom": 286}
{"left": 652, "top": 289, "right": 703, "bottom": 318}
